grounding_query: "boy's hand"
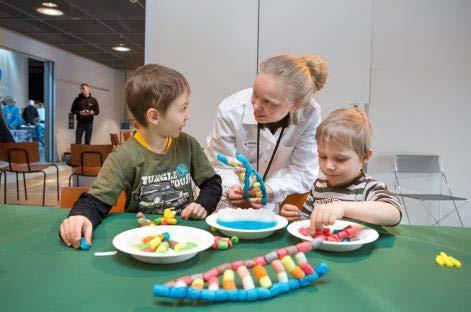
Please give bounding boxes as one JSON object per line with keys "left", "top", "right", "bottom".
{"left": 280, "top": 204, "right": 300, "bottom": 221}
{"left": 59, "top": 215, "right": 93, "bottom": 249}
{"left": 310, "top": 202, "right": 345, "bottom": 231}
{"left": 181, "top": 203, "right": 207, "bottom": 220}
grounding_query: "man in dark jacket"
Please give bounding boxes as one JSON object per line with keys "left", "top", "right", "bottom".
{"left": 71, "top": 83, "right": 99, "bottom": 144}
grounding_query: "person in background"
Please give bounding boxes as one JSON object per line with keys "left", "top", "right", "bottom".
{"left": 22, "top": 99, "right": 40, "bottom": 125}
{"left": 71, "top": 83, "right": 99, "bottom": 144}
{"left": 0, "top": 104, "right": 14, "bottom": 143}
{"left": 1, "top": 96, "right": 21, "bottom": 130}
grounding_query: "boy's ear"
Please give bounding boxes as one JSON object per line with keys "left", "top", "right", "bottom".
{"left": 362, "top": 149, "right": 373, "bottom": 164}
{"left": 145, "top": 108, "right": 160, "bottom": 125}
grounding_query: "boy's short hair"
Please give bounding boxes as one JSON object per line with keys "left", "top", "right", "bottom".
{"left": 80, "top": 83, "right": 89, "bottom": 87}
{"left": 316, "top": 108, "right": 372, "bottom": 159}
{"left": 125, "top": 64, "right": 190, "bottom": 127}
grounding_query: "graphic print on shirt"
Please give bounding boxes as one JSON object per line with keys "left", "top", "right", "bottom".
{"left": 138, "top": 163, "right": 191, "bottom": 214}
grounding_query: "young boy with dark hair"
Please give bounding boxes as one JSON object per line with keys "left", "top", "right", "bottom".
{"left": 60, "top": 64, "right": 222, "bottom": 249}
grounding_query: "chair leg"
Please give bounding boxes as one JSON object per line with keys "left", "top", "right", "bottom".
{"left": 53, "top": 164, "right": 59, "bottom": 201}
{"left": 76, "top": 175, "right": 79, "bottom": 187}
{"left": 4, "top": 171, "right": 7, "bottom": 204}
{"left": 399, "top": 196, "right": 411, "bottom": 225}
{"left": 23, "top": 172, "right": 27, "bottom": 200}
{"left": 15, "top": 172, "right": 19, "bottom": 200}
{"left": 41, "top": 171, "right": 46, "bottom": 206}
{"left": 68, "top": 174, "right": 73, "bottom": 187}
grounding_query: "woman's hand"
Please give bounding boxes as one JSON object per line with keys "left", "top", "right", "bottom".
{"left": 228, "top": 185, "right": 272, "bottom": 209}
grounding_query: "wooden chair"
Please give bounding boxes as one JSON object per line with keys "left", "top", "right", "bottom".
{"left": 68, "top": 144, "right": 113, "bottom": 187}
{"left": 60, "top": 187, "right": 126, "bottom": 213}
{"left": 280, "top": 192, "right": 310, "bottom": 209}
{"left": 0, "top": 142, "right": 59, "bottom": 206}
{"left": 122, "top": 131, "right": 132, "bottom": 142}
{"left": 109, "top": 133, "right": 120, "bottom": 149}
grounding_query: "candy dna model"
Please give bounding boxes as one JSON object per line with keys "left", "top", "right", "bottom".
{"left": 217, "top": 153, "right": 268, "bottom": 205}
{"left": 152, "top": 238, "right": 328, "bottom": 302}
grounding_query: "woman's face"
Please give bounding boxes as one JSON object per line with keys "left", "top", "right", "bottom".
{"left": 251, "top": 74, "right": 297, "bottom": 124}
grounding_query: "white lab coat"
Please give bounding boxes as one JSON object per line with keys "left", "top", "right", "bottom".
{"left": 206, "top": 88, "right": 321, "bottom": 211}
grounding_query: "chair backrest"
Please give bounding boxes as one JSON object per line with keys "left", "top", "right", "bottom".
{"left": 394, "top": 154, "right": 441, "bottom": 173}
{"left": 110, "top": 133, "right": 120, "bottom": 147}
{"left": 0, "top": 142, "right": 39, "bottom": 164}
{"left": 394, "top": 154, "right": 444, "bottom": 194}
{"left": 70, "top": 144, "right": 113, "bottom": 167}
{"left": 60, "top": 186, "right": 126, "bottom": 213}
{"left": 280, "top": 192, "right": 310, "bottom": 209}
{"left": 122, "top": 131, "right": 132, "bottom": 142}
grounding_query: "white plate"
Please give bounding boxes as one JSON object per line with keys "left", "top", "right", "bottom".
{"left": 287, "top": 220, "right": 379, "bottom": 252}
{"left": 206, "top": 213, "right": 288, "bottom": 239}
{"left": 112, "top": 225, "right": 214, "bottom": 264}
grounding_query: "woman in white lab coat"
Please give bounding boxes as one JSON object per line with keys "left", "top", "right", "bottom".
{"left": 207, "top": 54, "right": 328, "bottom": 211}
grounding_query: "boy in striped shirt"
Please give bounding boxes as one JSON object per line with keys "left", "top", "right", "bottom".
{"left": 281, "top": 108, "right": 402, "bottom": 229}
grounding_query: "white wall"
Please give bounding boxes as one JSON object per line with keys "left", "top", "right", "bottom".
{"left": 0, "top": 26, "right": 126, "bottom": 158}
{"left": 145, "top": 0, "right": 258, "bottom": 143}
{"left": 146, "top": 0, "right": 471, "bottom": 226}
{"left": 0, "top": 48, "right": 28, "bottom": 108}
{"left": 368, "top": 0, "right": 471, "bottom": 226}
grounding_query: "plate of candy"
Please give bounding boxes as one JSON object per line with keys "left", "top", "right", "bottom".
{"left": 206, "top": 208, "right": 288, "bottom": 240}
{"left": 287, "top": 220, "right": 379, "bottom": 252}
{"left": 112, "top": 225, "right": 214, "bottom": 264}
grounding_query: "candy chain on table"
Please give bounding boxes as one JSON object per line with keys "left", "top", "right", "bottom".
{"left": 217, "top": 153, "right": 268, "bottom": 205}
{"left": 152, "top": 238, "right": 328, "bottom": 302}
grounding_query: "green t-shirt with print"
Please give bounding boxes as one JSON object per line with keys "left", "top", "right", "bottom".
{"left": 88, "top": 132, "right": 216, "bottom": 214}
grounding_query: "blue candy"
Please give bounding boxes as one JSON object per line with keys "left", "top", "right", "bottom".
{"left": 80, "top": 237, "right": 90, "bottom": 251}
{"left": 315, "top": 263, "right": 329, "bottom": 277}
{"left": 258, "top": 288, "right": 272, "bottom": 300}
{"left": 152, "top": 285, "right": 170, "bottom": 297}
{"left": 214, "top": 290, "right": 228, "bottom": 302}
{"left": 299, "top": 276, "right": 311, "bottom": 287}
{"left": 246, "top": 289, "right": 259, "bottom": 301}
{"left": 200, "top": 290, "right": 216, "bottom": 301}
{"left": 288, "top": 279, "right": 300, "bottom": 290}
{"left": 270, "top": 283, "right": 281, "bottom": 297}
{"left": 278, "top": 282, "right": 290, "bottom": 294}
{"left": 237, "top": 290, "right": 247, "bottom": 301}
{"left": 169, "top": 286, "right": 187, "bottom": 298}
{"left": 187, "top": 288, "right": 201, "bottom": 300}
{"left": 306, "top": 272, "right": 319, "bottom": 283}
{"left": 226, "top": 290, "right": 239, "bottom": 301}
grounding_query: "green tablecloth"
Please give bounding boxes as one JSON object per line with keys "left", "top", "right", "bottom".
{"left": 0, "top": 205, "right": 470, "bottom": 311}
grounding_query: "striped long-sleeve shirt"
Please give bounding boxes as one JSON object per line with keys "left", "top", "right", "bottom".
{"left": 300, "top": 174, "right": 402, "bottom": 224}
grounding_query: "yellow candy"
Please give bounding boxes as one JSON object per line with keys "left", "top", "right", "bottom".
{"left": 174, "top": 243, "right": 185, "bottom": 252}
{"left": 168, "top": 218, "right": 177, "bottom": 225}
{"left": 435, "top": 252, "right": 462, "bottom": 269}
{"left": 191, "top": 278, "right": 204, "bottom": 290}
{"left": 281, "top": 256, "right": 296, "bottom": 272}
{"left": 259, "top": 276, "right": 272, "bottom": 288}
{"left": 156, "top": 242, "right": 169, "bottom": 253}
{"left": 149, "top": 237, "right": 162, "bottom": 249}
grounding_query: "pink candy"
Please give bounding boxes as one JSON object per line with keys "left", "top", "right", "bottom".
{"left": 203, "top": 268, "right": 219, "bottom": 282}
{"left": 296, "top": 242, "right": 313, "bottom": 253}
{"left": 231, "top": 260, "right": 244, "bottom": 271}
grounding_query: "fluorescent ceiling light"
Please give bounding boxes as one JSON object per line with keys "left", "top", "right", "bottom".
{"left": 42, "top": 2, "right": 58, "bottom": 7}
{"left": 36, "top": 7, "right": 64, "bottom": 16}
{"left": 112, "top": 45, "right": 131, "bottom": 52}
